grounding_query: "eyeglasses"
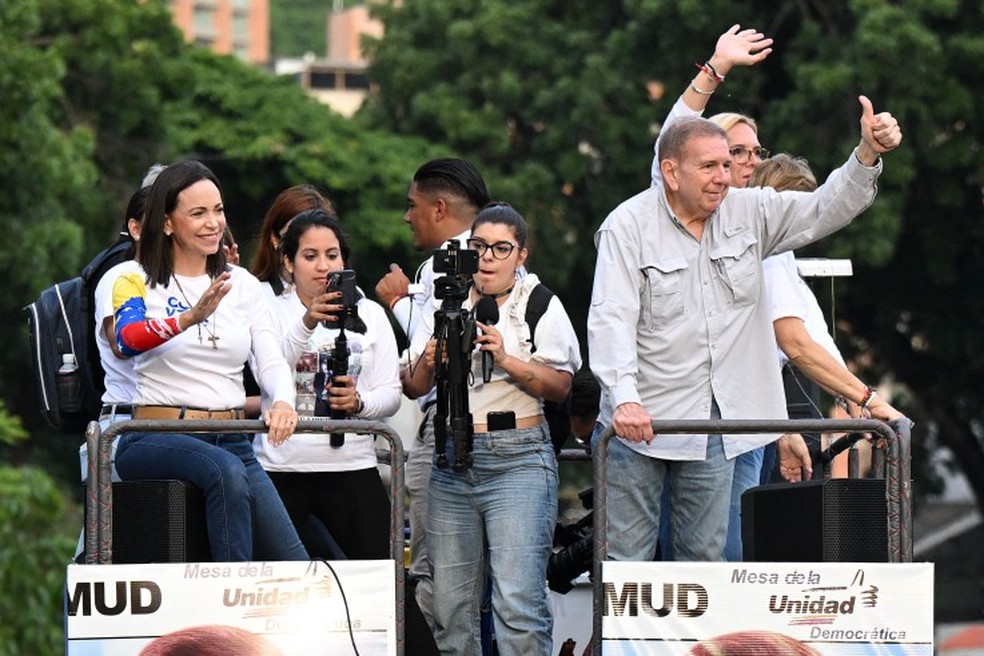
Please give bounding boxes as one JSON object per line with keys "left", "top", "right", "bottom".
{"left": 466, "top": 238, "right": 518, "bottom": 260}
{"left": 729, "top": 145, "right": 770, "bottom": 164}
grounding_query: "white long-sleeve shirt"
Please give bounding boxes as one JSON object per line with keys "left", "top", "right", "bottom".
{"left": 112, "top": 265, "right": 295, "bottom": 408}
{"left": 95, "top": 259, "right": 141, "bottom": 404}
{"left": 254, "top": 289, "right": 401, "bottom": 472}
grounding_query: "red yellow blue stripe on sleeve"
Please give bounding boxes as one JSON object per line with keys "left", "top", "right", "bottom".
{"left": 113, "top": 272, "right": 182, "bottom": 356}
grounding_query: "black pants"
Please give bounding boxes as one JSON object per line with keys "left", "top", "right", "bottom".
{"left": 268, "top": 468, "right": 390, "bottom": 560}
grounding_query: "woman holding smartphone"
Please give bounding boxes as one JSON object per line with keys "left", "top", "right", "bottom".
{"left": 252, "top": 209, "right": 401, "bottom": 560}
{"left": 405, "top": 202, "right": 581, "bottom": 655}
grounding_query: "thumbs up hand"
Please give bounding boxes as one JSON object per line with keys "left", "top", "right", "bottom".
{"left": 857, "top": 95, "right": 902, "bottom": 165}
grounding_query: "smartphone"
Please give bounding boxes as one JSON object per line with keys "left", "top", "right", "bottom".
{"left": 487, "top": 410, "right": 516, "bottom": 432}
{"left": 328, "top": 269, "right": 358, "bottom": 307}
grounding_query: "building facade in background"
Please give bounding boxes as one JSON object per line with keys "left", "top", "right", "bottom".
{"left": 274, "top": 5, "right": 382, "bottom": 117}
{"left": 169, "top": 0, "right": 270, "bottom": 65}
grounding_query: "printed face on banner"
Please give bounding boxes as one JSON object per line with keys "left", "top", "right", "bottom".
{"left": 66, "top": 561, "right": 396, "bottom": 656}
{"left": 601, "top": 562, "right": 934, "bottom": 656}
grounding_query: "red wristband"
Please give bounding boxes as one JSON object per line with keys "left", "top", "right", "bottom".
{"left": 859, "top": 386, "right": 875, "bottom": 410}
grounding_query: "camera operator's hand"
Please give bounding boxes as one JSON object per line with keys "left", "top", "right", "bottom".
{"left": 328, "top": 374, "right": 359, "bottom": 414}
{"left": 402, "top": 338, "right": 440, "bottom": 399}
{"left": 376, "top": 263, "right": 410, "bottom": 311}
{"left": 302, "top": 290, "right": 345, "bottom": 330}
{"left": 476, "top": 321, "right": 507, "bottom": 364}
{"left": 421, "top": 338, "right": 439, "bottom": 371}
{"left": 613, "top": 402, "right": 654, "bottom": 444}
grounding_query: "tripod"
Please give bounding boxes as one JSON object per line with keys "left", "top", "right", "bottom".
{"left": 432, "top": 242, "right": 479, "bottom": 472}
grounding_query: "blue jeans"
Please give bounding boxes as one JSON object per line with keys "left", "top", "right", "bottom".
{"left": 724, "top": 446, "right": 764, "bottom": 561}
{"left": 658, "top": 447, "right": 762, "bottom": 562}
{"left": 115, "top": 432, "right": 308, "bottom": 562}
{"left": 596, "top": 427, "right": 734, "bottom": 561}
{"left": 429, "top": 425, "right": 557, "bottom": 656}
{"left": 406, "top": 403, "right": 437, "bottom": 629}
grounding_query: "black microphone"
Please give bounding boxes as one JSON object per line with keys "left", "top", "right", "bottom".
{"left": 474, "top": 295, "right": 499, "bottom": 383}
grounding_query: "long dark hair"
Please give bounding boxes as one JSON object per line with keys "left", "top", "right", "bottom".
{"left": 139, "top": 160, "right": 227, "bottom": 286}
{"left": 251, "top": 185, "right": 336, "bottom": 287}
{"left": 110, "top": 185, "right": 151, "bottom": 259}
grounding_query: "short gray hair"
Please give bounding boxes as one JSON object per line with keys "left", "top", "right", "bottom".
{"left": 141, "top": 163, "right": 168, "bottom": 189}
{"left": 658, "top": 117, "right": 727, "bottom": 163}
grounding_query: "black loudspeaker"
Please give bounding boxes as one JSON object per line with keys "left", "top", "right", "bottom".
{"left": 741, "top": 478, "right": 888, "bottom": 562}
{"left": 85, "top": 480, "right": 210, "bottom": 563}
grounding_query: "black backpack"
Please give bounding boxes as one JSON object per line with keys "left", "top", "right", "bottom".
{"left": 25, "top": 241, "right": 132, "bottom": 433}
{"left": 525, "top": 283, "right": 574, "bottom": 455}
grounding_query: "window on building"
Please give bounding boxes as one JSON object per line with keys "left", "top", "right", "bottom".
{"left": 232, "top": 13, "right": 248, "bottom": 41}
{"left": 310, "top": 71, "right": 338, "bottom": 89}
{"left": 193, "top": 6, "right": 215, "bottom": 37}
{"left": 344, "top": 73, "right": 369, "bottom": 90}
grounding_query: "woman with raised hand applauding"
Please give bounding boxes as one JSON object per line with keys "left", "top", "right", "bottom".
{"left": 111, "top": 160, "right": 306, "bottom": 562}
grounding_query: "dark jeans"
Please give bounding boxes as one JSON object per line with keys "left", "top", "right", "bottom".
{"left": 116, "top": 431, "right": 308, "bottom": 562}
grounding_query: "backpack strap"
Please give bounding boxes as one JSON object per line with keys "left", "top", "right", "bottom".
{"left": 525, "top": 283, "right": 554, "bottom": 353}
{"left": 81, "top": 239, "right": 132, "bottom": 284}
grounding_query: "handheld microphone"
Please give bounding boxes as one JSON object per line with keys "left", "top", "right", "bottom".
{"left": 474, "top": 295, "right": 499, "bottom": 383}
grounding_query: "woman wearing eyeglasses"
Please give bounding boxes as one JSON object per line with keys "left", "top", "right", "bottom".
{"left": 644, "top": 25, "right": 787, "bottom": 564}
{"left": 405, "top": 202, "right": 581, "bottom": 656}
{"left": 647, "top": 24, "right": 774, "bottom": 191}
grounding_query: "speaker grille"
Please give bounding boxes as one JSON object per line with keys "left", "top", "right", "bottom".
{"left": 742, "top": 478, "right": 888, "bottom": 562}
{"left": 822, "top": 479, "right": 887, "bottom": 562}
{"left": 86, "top": 480, "right": 210, "bottom": 563}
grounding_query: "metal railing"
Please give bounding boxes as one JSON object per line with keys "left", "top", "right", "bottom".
{"left": 84, "top": 417, "right": 406, "bottom": 654}
{"left": 589, "top": 417, "right": 912, "bottom": 655}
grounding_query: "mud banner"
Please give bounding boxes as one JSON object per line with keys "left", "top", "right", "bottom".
{"left": 66, "top": 560, "right": 395, "bottom": 655}
{"left": 602, "top": 561, "right": 933, "bottom": 655}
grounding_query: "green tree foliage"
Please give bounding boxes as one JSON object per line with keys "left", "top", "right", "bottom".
{"left": 270, "top": 0, "right": 331, "bottom": 59}
{"left": 361, "top": 0, "right": 984, "bottom": 509}
{"left": 0, "top": 465, "right": 78, "bottom": 655}
{"left": 0, "top": 0, "right": 95, "bottom": 418}
{"left": 161, "top": 47, "right": 437, "bottom": 283}
{"left": 6, "top": 0, "right": 432, "bottom": 437}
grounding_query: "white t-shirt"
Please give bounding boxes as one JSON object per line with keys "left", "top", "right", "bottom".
{"left": 94, "top": 259, "right": 141, "bottom": 404}
{"left": 112, "top": 264, "right": 294, "bottom": 408}
{"left": 253, "top": 288, "right": 401, "bottom": 472}
{"left": 762, "top": 251, "right": 846, "bottom": 368}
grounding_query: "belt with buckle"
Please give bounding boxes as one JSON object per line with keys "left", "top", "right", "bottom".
{"left": 132, "top": 406, "right": 246, "bottom": 421}
{"left": 100, "top": 403, "right": 134, "bottom": 416}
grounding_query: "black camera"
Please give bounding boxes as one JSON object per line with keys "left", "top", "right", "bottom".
{"left": 434, "top": 241, "right": 478, "bottom": 305}
{"left": 433, "top": 240, "right": 479, "bottom": 276}
{"left": 430, "top": 240, "right": 479, "bottom": 471}
{"left": 547, "top": 488, "right": 594, "bottom": 594}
